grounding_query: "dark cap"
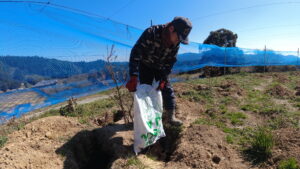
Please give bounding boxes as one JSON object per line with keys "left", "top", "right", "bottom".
{"left": 171, "top": 16, "right": 192, "bottom": 44}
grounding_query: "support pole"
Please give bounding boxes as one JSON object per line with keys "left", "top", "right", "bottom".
{"left": 264, "top": 45, "right": 266, "bottom": 73}
{"left": 224, "top": 47, "right": 227, "bottom": 75}
{"left": 297, "top": 48, "right": 299, "bottom": 66}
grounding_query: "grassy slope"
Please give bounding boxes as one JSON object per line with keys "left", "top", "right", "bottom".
{"left": 1, "top": 71, "right": 300, "bottom": 168}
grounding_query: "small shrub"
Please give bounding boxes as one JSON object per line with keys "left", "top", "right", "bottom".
{"left": 246, "top": 127, "right": 274, "bottom": 162}
{"left": 0, "top": 135, "right": 8, "bottom": 148}
{"left": 278, "top": 158, "right": 300, "bottom": 169}
{"left": 60, "top": 97, "right": 78, "bottom": 116}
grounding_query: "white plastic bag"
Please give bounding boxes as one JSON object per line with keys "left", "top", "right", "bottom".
{"left": 133, "top": 82, "right": 166, "bottom": 154}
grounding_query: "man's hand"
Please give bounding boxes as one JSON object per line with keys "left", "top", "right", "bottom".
{"left": 157, "top": 80, "right": 166, "bottom": 91}
{"left": 126, "top": 76, "right": 138, "bottom": 92}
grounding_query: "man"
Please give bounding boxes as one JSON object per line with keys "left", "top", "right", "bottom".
{"left": 126, "top": 16, "right": 192, "bottom": 126}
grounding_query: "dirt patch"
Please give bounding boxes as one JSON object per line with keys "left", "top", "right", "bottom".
{"left": 272, "top": 99, "right": 298, "bottom": 113}
{"left": 174, "top": 83, "right": 205, "bottom": 126}
{"left": 167, "top": 125, "right": 253, "bottom": 169}
{"left": 271, "top": 128, "right": 300, "bottom": 167}
{"left": 193, "top": 84, "right": 210, "bottom": 91}
{"left": 215, "top": 80, "right": 244, "bottom": 97}
{"left": 0, "top": 116, "right": 134, "bottom": 169}
{"left": 253, "top": 78, "right": 273, "bottom": 91}
{"left": 273, "top": 73, "right": 289, "bottom": 83}
{"left": 176, "top": 99, "right": 204, "bottom": 127}
{"left": 0, "top": 116, "right": 86, "bottom": 169}
{"left": 243, "top": 111, "right": 265, "bottom": 128}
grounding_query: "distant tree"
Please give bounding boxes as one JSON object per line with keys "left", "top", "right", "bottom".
{"left": 203, "top": 28, "right": 238, "bottom": 47}
{"left": 202, "top": 28, "right": 238, "bottom": 76}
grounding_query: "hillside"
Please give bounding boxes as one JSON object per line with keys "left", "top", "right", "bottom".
{"left": 0, "top": 71, "right": 299, "bottom": 169}
{"left": 0, "top": 56, "right": 128, "bottom": 91}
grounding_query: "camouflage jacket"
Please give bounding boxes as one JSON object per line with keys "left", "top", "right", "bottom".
{"left": 129, "top": 24, "right": 179, "bottom": 81}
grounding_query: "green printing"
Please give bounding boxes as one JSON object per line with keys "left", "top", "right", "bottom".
{"left": 140, "top": 129, "right": 162, "bottom": 146}
{"left": 147, "top": 120, "right": 153, "bottom": 128}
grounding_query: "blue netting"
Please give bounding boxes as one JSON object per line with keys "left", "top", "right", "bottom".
{"left": 0, "top": 2, "right": 299, "bottom": 122}
{"left": 174, "top": 44, "right": 299, "bottom": 73}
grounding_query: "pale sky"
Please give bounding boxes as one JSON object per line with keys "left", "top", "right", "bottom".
{"left": 52, "top": 0, "right": 300, "bottom": 51}
{"left": 1, "top": 0, "right": 300, "bottom": 61}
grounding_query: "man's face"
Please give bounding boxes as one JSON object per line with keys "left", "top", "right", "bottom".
{"left": 168, "top": 25, "right": 179, "bottom": 46}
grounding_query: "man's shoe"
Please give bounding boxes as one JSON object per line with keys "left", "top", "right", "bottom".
{"left": 164, "top": 109, "right": 183, "bottom": 126}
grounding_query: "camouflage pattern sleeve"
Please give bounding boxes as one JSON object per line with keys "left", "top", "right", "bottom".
{"left": 161, "top": 46, "right": 179, "bottom": 81}
{"left": 129, "top": 27, "right": 154, "bottom": 76}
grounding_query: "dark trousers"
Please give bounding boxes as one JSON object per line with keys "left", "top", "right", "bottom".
{"left": 139, "top": 62, "right": 175, "bottom": 110}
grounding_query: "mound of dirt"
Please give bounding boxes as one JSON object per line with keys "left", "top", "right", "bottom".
{"left": 266, "top": 84, "right": 293, "bottom": 98}
{"left": 295, "top": 85, "right": 300, "bottom": 96}
{"left": 167, "top": 125, "right": 251, "bottom": 169}
{"left": 193, "top": 84, "right": 210, "bottom": 91}
{"left": 0, "top": 116, "right": 86, "bottom": 169}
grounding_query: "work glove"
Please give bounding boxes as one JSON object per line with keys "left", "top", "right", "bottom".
{"left": 157, "top": 80, "right": 166, "bottom": 91}
{"left": 126, "top": 76, "right": 138, "bottom": 92}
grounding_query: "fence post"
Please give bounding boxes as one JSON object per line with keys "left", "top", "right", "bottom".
{"left": 264, "top": 45, "right": 266, "bottom": 73}
{"left": 224, "top": 47, "right": 227, "bottom": 75}
{"left": 297, "top": 48, "right": 299, "bottom": 66}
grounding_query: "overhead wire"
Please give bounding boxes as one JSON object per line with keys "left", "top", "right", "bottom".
{"left": 108, "top": 0, "right": 136, "bottom": 19}
{"left": 0, "top": 0, "right": 143, "bottom": 30}
{"left": 191, "top": 1, "right": 300, "bottom": 21}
